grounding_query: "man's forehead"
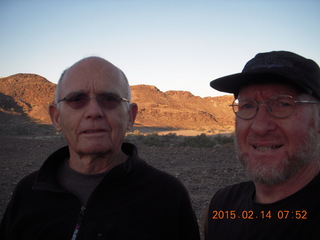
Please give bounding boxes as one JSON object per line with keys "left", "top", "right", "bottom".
{"left": 62, "top": 59, "right": 124, "bottom": 86}
{"left": 66, "top": 57, "right": 119, "bottom": 77}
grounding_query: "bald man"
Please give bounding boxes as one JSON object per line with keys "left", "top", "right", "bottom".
{"left": 0, "top": 57, "right": 200, "bottom": 240}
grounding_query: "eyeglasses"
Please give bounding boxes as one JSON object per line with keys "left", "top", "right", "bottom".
{"left": 230, "top": 95, "right": 319, "bottom": 120}
{"left": 57, "top": 92, "right": 129, "bottom": 109}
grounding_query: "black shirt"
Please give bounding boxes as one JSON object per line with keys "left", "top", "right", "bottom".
{"left": 206, "top": 172, "right": 320, "bottom": 240}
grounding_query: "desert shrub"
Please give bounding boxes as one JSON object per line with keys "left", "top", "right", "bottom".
{"left": 125, "top": 130, "right": 144, "bottom": 142}
{"left": 161, "top": 132, "right": 177, "bottom": 140}
{"left": 142, "top": 133, "right": 166, "bottom": 147}
{"left": 180, "top": 133, "right": 214, "bottom": 148}
{"left": 125, "top": 132, "right": 234, "bottom": 148}
{"left": 125, "top": 132, "right": 179, "bottom": 147}
{"left": 212, "top": 134, "right": 234, "bottom": 146}
{"left": 133, "top": 130, "right": 142, "bottom": 135}
{"left": 180, "top": 133, "right": 234, "bottom": 148}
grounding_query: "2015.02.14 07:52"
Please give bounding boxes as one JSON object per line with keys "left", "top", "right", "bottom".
{"left": 211, "top": 210, "right": 308, "bottom": 220}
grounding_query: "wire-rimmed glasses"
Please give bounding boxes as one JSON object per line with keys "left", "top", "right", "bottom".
{"left": 230, "top": 95, "right": 319, "bottom": 120}
{"left": 58, "top": 92, "right": 129, "bottom": 110}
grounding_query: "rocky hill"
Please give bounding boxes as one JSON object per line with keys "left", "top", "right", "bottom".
{"left": 0, "top": 74, "right": 235, "bottom": 134}
{"left": 0, "top": 74, "right": 56, "bottom": 124}
{"left": 131, "top": 85, "right": 234, "bottom": 131}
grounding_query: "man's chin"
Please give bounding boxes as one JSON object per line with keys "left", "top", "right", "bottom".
{"left": 237, "top": 154, "right": 287, "bottom": 185}
{"left": 83, "top": 148, "right": 110, "bottom": 154}
{"left": 76, "top": 145, "right": 112, "bottom": 157}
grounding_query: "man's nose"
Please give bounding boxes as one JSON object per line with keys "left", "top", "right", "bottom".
{"left": 84, "top": 97, "right": 104, "bottom": 119}
{"left": 250, "top": 104, "right": 277, "bottom": 135}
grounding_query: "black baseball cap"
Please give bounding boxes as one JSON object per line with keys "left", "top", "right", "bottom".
{"left": 210, "top": 51, "right": 320, "bottom": 99}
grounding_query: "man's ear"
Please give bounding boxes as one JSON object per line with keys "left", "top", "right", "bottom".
{"left": 127, "top": 103, "right": 138, "bottom": 130}
{"left": 49, "top": 103, "right": 62, "bottom": 132}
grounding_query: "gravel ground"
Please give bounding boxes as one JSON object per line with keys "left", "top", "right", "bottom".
{"left": 0, "top": 136, "right": 247, "bottom": 238}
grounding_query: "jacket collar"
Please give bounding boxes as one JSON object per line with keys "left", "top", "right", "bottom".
{"left": 32, "top": 142, "right": 140, "bottom": 192}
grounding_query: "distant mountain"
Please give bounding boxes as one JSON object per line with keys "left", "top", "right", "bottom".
{"left": 0, "top": 74, "right": 235, "bottom": 134}
{"left": 131, "top": 85, "right": 234, "bottom": 131}
{"left": 0, "top": 74, "right": 56, "bottom": 123}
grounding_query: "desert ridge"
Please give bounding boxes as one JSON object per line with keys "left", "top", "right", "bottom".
{"left": 0, "top": 74, "right": 235, "bottom": 134}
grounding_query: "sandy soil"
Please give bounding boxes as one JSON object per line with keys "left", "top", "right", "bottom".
{"left": 0, "top": 136, "right": 247, "bottom": 237}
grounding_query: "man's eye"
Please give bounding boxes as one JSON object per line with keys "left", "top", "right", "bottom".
{"left": 273, "top": 100, "right": 292, "bottom": 108}
{"left": 279, "top": 102, "right": 291, "bottom": 107}
{"left": 240, "top": 103, "right": 254, "bottom": 109}
{"left": 100, "top": 94, "right": 119, "bottom": 102}
{"left": 67, "top": 94, "right": 86, "bottom": 102}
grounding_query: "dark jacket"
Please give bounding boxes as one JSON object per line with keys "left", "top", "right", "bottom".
{"left": 0, "top": 143, "right": 200, "bottom": 240}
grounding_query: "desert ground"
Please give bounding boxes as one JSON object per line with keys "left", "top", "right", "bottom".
{"left": 0, "top": 134, "right": 247, "bottom": 237}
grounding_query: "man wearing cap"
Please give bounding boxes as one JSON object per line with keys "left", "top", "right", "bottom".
{"left": 205, "top": 51, "right": 320, "bottom": 239}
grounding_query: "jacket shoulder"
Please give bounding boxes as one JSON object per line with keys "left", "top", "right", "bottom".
{"left": 138, "top": 160, "right": 187, "bottom": 189}
{"left": 12, "top": 171, "right": 39, "bottom": 195}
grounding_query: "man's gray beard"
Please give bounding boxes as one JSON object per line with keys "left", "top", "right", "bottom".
{"left": 235, "top": 129, "right": 319, "bottom": 186}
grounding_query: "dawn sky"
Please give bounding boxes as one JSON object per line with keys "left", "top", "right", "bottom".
{"left": 1, "top": 0, "right": 319, "bottom": 97}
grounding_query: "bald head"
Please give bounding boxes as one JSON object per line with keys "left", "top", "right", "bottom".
{"left": 55, "top": 57, "right": 131, "bottom": 103}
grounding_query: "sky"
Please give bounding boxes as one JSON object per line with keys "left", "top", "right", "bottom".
{"left": 1, "top": 0, "right": 319, "bottom": 98}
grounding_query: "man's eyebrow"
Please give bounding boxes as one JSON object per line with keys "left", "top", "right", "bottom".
{"left": 64, "top": 90, "right": 88, "bottom": 96}
{"left": 98, "top": 90, "right": 121, "bottom": 96}
{"left": 63, "top": 90, "right": 123, "bottom": 97}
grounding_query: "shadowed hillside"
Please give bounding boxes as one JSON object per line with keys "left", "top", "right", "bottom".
{"left": 0, "top": 74, "right": 56, "bottom": 123}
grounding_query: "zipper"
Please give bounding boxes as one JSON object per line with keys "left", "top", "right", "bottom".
{"left": 71, "top": 206, "right": 86, "bottom": 240}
